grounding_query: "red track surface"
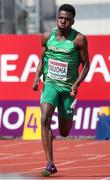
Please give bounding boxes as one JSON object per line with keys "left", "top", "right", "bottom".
{"left": 0, "top": 139, "right": 110, "bottom": 179}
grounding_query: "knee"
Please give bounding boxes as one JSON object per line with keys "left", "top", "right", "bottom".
{"left": 41, "top": 114, "right": 51, "bottom": 127}
{"left": 60, "top": 131, "right": 69, "bottom": 137}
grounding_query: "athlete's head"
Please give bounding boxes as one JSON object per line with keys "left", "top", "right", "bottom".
{"left": 57, "top": 4, "right": 76, "bottom": 32}
{"left": 58, "top": 4, "right": 76, "bottom": 18}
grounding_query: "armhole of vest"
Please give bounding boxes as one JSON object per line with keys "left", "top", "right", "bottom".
{"left": 72, "top": 29, "right": 79, "bottom": 49}
{"left": 72, "top": 29, "right": 77, "bottom": 40}
{"left": 45, "top": 28, "right": 57, "bottom": 47}
{"left": 45, "top": 31, "right": 51, "bottom": 46}
{"left": 48, "top": 28, "right": 57, "bottom": 39}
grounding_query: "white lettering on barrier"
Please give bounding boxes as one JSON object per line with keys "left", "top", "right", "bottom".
{"left": 73, "top": 107, "right": 99, "bottom": 130}
{"left": 85, "top": 54, "right": 110, "bottom": 82}
{"left": 91, "top": 107, "right": 100, "bottom": 129}
{"left": 1, "top": 54, "right": 19, "bottom": 82}
{"left": 0, "top": 107, "right": 3, "bottom": 127}
{"left": 82, "top": 107, "right": 91, "bottom": 129}
{"left": 51, "top": 107, "right": 100, "bottom": 130}
{"left": 0, "top": 106, "right": 100, "bottom": 131}
{"left": 0, "top": 107, "right": 24, "bottom": 130}
{"left": 0, "top": 53, "right": 110, "bottom": 82}
{"left": 0, "top": 54, "right": 39, "bottom": 82}
{"left": 73, "top": 108, "right": 83, "bottom": 129}
{"left": 20, "top": 55, "right": 39, "bottom": 82}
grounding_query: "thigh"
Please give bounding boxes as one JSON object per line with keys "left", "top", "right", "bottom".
{"left": 58, "top": 91, "right": 75, "bottom": 120}
{"left": 58, "top": 92, "right": 74, "bottom": 136}
{"left": 41, "top": 103, "right": 55, "bottom": 125}
{"left": 40, "top": 83, "right": 59, "bottom": 108}
{"left": 40, "top": 83, "right": 59, "bottom": 126}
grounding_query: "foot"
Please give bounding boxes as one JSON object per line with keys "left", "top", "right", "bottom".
{"left": 41, "top": 162, "right": 57, "bottom": 177}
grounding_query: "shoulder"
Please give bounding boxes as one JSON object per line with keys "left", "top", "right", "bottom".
{"left": 41, "top": 27, "right": 57, "bottom": 46}
{"left": 74, "top": 31, "right": 88, "bottom": 48}
{"left": 41, "top": 32, "right": 50, "bottom": 46}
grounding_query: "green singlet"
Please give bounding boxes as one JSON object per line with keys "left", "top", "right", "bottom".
{"left": 41, "top": 28, "right": 81, "bottom": 119}
{"left": 43, "top": 27, "right": 81, "bottom": 89}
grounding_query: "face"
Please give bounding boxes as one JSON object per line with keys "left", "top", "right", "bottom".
{"left": 57, "top": 10, "right": 74, "bottom": 33}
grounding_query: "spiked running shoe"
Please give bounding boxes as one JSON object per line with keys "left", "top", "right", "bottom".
{"left": 41, "top": 162, "right": 57, "bottom": 177}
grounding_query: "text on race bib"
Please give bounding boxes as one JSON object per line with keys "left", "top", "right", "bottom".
{"left": 47, "top": 59, "right": 68, "bottom": 81}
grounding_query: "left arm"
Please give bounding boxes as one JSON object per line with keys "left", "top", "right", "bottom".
{"left": 32, "top": 32, "right": 49, "bottom": 91}
{"left": 71, "top": 33, "right": 90, "bottom": 96}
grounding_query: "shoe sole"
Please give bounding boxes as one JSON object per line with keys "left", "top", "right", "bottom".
{"left": 41, "top": 169, "right": 57, "bottom": 177}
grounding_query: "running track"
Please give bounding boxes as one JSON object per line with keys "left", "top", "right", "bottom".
{"left": 0, "top": 139, "right": 110, "bottom": 179}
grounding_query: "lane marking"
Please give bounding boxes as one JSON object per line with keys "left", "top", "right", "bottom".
{"left": 56, "top": 146, "right": 70, "bottom": 151}
{"left": 59, "top": 163, "right": 110, "bottom": 170}
{"left": 1, "top": 141, "right": 40, "bottom": 148}
{"left": 83, "top": 154, "right": 107, "bottom": 160}
{"left": 74, "top": 141, "right": 106, "bottom": 148}
{"left": 0, "top": 161, "right": 44, "bottom": 167}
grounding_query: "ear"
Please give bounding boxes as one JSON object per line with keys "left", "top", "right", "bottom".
{"left": 72, "top": 19, "right": 75, "bottom": 25}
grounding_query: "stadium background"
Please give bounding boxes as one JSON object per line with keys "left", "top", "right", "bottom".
{"left": 0, "top": 0, "right": 110, "bottom": 139}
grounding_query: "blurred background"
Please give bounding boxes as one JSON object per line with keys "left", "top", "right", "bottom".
{"left": 0, "top": 1, "right": 110, "bottom": 178}
{"left": 0, "top": 0, "right": 110, "bottom": 140}
{"left": 0, "top": 0, "right": 110, "bottom": 35}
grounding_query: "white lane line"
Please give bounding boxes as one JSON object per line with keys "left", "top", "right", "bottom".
{"left": 0, "top": 150, "right": 44, "bottom": 160}
{"left": 0, "top": 160, "right": 75, "bottom": 168}
{"left": 83, "top": 153, "right": 107, "bottom": 160}
{"left": 1, "top": 153, "right": 109, "bottom": 167}
{"left": 33, "top": 160, "right": 76, "bottom": 172}
{"left": 0, "top": 153, "right": 24, "bottom": 159}
{"left": 56, "top": 161, "right": 76, "bottom": 166}
{"left": 59, "top": 163, "right": 110, "bottom": 170}
{"left": 1, "top": 141, "right": 40, "bottom": 148}
{"left": 0, "top": 161, "right": 43, "bottom": 167}
{"left": 74, "top": 141, "right": 105, "bottom": 147}
{"left": 2, "top": 162, "right": 110, "bottom": 179}
{"left": 56, "top": 146, "right": 70, "bottom": 151}
{"left": 0, "top": 151, "right": 44, "bottom": 156}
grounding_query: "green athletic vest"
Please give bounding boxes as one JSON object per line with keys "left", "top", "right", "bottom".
{"left": 44, "top": 28, "right": 81, "bottom": 89}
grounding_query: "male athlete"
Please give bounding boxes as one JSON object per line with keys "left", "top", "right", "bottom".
{"left": 33, "top": 4, "right": 90, "bottom": 177}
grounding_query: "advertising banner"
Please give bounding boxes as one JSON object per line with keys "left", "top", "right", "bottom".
{"left": 0, "top": 35, "right": 110, "bottom": 138}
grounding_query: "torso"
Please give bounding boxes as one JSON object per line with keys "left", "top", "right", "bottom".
{"left": 44, "top": 28, "right": 81, "bottom": 89}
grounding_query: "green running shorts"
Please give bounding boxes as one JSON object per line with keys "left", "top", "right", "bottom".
{"left": 40, "top": 82, "right": 75, "bottom": 120}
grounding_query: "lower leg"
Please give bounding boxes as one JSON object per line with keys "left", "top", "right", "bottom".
{"left": 41, "top": 122, "right": 54, "bottom": 163}
{"left": 41, "top": 117, "right": 57, "bottom": 177}
{"left": 40, "top": 103, "right": 55, "bottom": 164}
{"left": 58, "top": 115, "right": 73, "bottom": 137}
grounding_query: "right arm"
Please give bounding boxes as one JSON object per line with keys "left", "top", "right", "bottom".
{"left": 70, "top": 33, "right": 90, "bottom": 96}
{"left": 32, "top": 32, "right": 50, "bottom": 91}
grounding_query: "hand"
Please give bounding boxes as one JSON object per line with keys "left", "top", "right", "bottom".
{"left": 32, "top": 83, "right": 39, "bottom": 91}
{"left": 70, "top": 84, "right": 78, "bottom": 97}
{"left": 32, "top": 77, "right": 40, "bottom": 91}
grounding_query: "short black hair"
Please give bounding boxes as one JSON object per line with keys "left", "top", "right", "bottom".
{"left": 58, "top": 4, "right": 76, "bottom": 18}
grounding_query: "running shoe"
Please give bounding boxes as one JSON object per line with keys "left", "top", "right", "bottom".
{"left": 41, "top": 162, "right": 57, "bottom": 177}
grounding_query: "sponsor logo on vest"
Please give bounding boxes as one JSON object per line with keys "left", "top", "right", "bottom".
{"left": 48, "top": 46, "right": 69, "bottom": 53}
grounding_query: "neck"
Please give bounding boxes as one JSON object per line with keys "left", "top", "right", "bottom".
{"left": 57, "top": 29, "right": 71, "bottom": 38}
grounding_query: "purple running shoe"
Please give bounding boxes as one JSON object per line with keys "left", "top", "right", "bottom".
{"left": 41, "top": 162, "right": 57, "bottom": 177}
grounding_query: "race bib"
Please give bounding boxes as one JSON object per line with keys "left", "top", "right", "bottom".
{"left": 47, "top": 59, "right": 68, "bottom": 81}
